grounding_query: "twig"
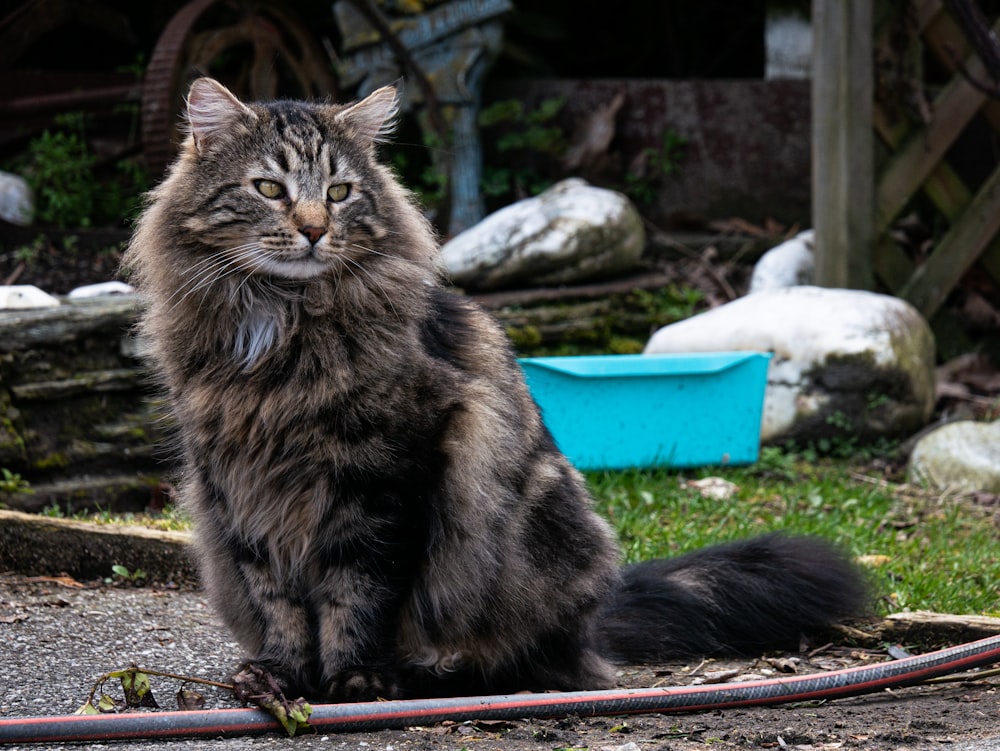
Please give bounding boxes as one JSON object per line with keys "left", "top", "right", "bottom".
{"left": 2, "top": 261, "right": 24, "bottom": 286}
{"left": 468, "top": 272, "right": 677, "bottom": 310}
{"left": 921, "top": 666, "right": 1000, "bottom": 684}
{"left": 85, "top": 665, "right": 234, "bottom": 706}
{"left": 643, "top": 218, "right": 739, "bottom": 301}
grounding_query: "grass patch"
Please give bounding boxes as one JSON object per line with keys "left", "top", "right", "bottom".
{"left": 42, "top": 503, "right": 191, "bottom": 533}
{"left": 586, "top": 446, "right": 1000, "bottom": 617}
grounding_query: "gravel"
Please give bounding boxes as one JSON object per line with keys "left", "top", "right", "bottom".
{"left": 2, "top": 577, "right": 1000, "bottom": 751}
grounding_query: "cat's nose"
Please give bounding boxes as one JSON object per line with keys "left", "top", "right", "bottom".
{"left": 299, "top": 226, "right": 325, "bottom": 245}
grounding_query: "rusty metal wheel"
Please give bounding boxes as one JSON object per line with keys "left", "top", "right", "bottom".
{"left": 141, "top": 0, "right": 337, "bottom": 176}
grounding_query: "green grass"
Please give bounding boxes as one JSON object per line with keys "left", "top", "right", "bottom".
{"left": 42, "top": 502, "right": 191, "bottom": 533}
{"left": 586, "top": 446, "right": 1000, "bottom": 618}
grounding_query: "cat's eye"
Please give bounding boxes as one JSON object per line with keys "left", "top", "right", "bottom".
{"left": 255, "top": 179, "right": 286, "bottom": 199}
{"left": 327, "top": 183, "right": 351, "bottom": 202}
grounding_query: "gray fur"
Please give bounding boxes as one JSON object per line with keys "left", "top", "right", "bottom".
{"left": 124, "top": 78, "right": 866, "bottom": 702}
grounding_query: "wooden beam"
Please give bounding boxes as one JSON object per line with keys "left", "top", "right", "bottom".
{"left": 875, "top": 48, "right": 991, "bottom": 232}
{"left": 899, "top": 162, "right": 1000, "bottom": 317}
{"left": 873, "top": 6, "right": 1000, "bottom": 294}
{"left": 812, "top": 0, "right": 875, "bottom": 289}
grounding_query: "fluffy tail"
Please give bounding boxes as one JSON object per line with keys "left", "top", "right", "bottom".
{"left": 597, "top": 534, "right": 868, "bottom": 663}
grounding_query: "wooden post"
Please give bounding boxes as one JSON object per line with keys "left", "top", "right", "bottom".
{"left": 811, "top": 0, "right": 875, "bottom": 289}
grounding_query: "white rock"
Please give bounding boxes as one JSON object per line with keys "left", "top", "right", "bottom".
{"left": 908, "top": 420, "right": 1000, "bottom": 493}
{"left": 0, "top": 285, "right": 60, "bottom": 310}
{"left": 67, "top": 281, "right": 135, "bottom": 298}
{"left": 441, "top": 178, "right": 644, "bottom": 290}
{"left": 748, "top": 229, "right": 814, "bottom": 293}
{"left": 0, "top": 171, "right": 33, "bottom": 226}
{"left": 644, "top": 286, "right": 935, "bottom": 445}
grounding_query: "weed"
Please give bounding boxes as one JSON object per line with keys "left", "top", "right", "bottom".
{"left": 22, "top": 113, "right": 96, "bottom": 227}
{"left": 12, "top": 235, "right": 46, "bottom": 265}
{"left": 478, "top": 97, "right": 568, "bottom": 204}
{"left": 109, "top": 564, "right": 147, "bottom": 584}
{"left": 623, "top": 128, "right": 687, "bottom": 206}
{"left": 40, "top": 502, "right": 64, "bottom": 518}
{"left": 9, "top": 110, "right": 148, "bottom": 228}
{"left": 825, "top": 410, "right": 853, "bottom": 432}
{"left": 0, "top": 468, "right": 30, "bottom": 495}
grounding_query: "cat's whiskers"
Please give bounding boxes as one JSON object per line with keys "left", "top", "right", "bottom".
{"left": 227, "top": 247, "right": 285, "bottom": 304}
{"left": 164, "top": 243, "right": 260, "bottom": 304}
{"left": 166, "top": 243, "right": 269, "bottom": 313}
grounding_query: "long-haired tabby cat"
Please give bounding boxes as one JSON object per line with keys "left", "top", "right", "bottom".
{"left": 125, "top": 78, "right": 866, "bottom": 703}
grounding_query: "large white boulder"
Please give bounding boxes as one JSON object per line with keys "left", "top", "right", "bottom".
{"left": 748, "top": 229, "right": 815, "bottom": 293}
{"left": 908, "top": 420, "right": 1000, "bottom": 493}
{"left": 644, "top": 286, "right": 936, "bottom": 445}
{"left": 441, "top": 178, "right": 644, "bottom": 290}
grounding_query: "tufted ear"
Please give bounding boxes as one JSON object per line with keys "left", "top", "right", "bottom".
{"left": 185, "top": 78, "right": 255, "bottom": 154}
{"left": 336, "top": 84, "right": 400, "bottom": 147}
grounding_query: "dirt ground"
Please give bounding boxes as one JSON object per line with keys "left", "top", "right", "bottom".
{"left": 1, "top": 576, "right": 998, "bottom": 750}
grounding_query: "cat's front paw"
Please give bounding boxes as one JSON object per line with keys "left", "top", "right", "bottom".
{"left": 231, "top": 661, "right": 298, "bottom": 705}
{"left": 325, "top": 668, "right": 400, "bottom": 702}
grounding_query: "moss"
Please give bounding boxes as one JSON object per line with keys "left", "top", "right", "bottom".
{"left": 0, "top": 389, "right": 27, "bottom": 465}
{"left": 33, "top": 452, "right": 69, "bottom": 470}
{"left": 506, "top": 325, "right": 542, "bottom": 349}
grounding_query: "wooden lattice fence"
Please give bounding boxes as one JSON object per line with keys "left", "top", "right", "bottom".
{"left": 872, "top": 0, "right": 1000, "bottom": 321}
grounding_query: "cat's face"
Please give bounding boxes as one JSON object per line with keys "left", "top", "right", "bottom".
{"left": 178, "top": 78, "right": 400, "bottom": 282}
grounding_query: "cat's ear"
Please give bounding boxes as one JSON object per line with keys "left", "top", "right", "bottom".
{"left": 336, "top": 84, "right": 400, "bottom": 147}
{"left": 186, "top": 77, "right": 255, "bottom": 154}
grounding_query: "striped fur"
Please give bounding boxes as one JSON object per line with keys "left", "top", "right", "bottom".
{"left": 124, "top": 79, "right": 866, "bottom": 702}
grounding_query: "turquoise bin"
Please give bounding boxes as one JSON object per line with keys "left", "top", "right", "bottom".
{"left": 519, "top": 352, "right": 772, "bottom": 470}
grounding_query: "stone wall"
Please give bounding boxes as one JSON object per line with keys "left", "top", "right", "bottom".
{"left": 0, "top": 296, "right": 171, "bottom": 514}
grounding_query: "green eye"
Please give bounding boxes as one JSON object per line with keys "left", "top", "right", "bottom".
{"left": 255, "top": 179, "right": 286, "bottom": 199}
{"left": 327, "top": 183, "right": 350, "bottom": 202}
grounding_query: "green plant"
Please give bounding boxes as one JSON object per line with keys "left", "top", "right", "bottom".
{"left": 13, "top": 235, "right": 46, "bottom": 264}
{"left": 110, "top": 564, "right": 147, "bottom": 583}
{"left": 23, "top": 112, "right": 97, "bottom": 227}
{"left": 40, "top": 502, "right": 63, "bottom": 517}
{"left": 478, "top": 97, "right": 568, "bottom": 202}
{"left": 12, "top": 110, "right": 149, "bottom": 228}
{"left": 0, "top": 468, "right": 30, "bottom": 495}
{"left": 825, "top": 410, "right": 853, "bottom": 432}
{"left": 623, "top": 128, "right": 687, "bottom": 205}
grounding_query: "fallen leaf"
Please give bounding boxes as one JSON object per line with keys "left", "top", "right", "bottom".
{"left": 119, "top": 668, "right": 158, "bottom": 709}
{"left": 765, "top": 656, "right": 801, "bottom": 673}
{"left": 97, "top": 694, "right": 121, "bottom": 713}
{"left": 176, "top": 689, "right": 205, "bottom": 711}
{"left": 683, "top": 477, "right": 739, "bottom": 500}
{"left": 857, "top": 554, "right": 892, "bottom": 567}
{"left": 74, "top": 700, "right": 99, "bottom": 715}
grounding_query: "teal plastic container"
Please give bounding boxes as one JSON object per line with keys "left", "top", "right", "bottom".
{"left": 519, "top": 352, "right": 771, "bottom": 470}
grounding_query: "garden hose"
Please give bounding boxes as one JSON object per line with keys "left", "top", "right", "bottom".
{"left": 2, "top": 634, "right": 999, "bottom": 744}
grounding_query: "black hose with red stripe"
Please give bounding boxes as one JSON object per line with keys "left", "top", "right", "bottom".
{"left": 2, "top": 634, "right": 999, "bottom": 744}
